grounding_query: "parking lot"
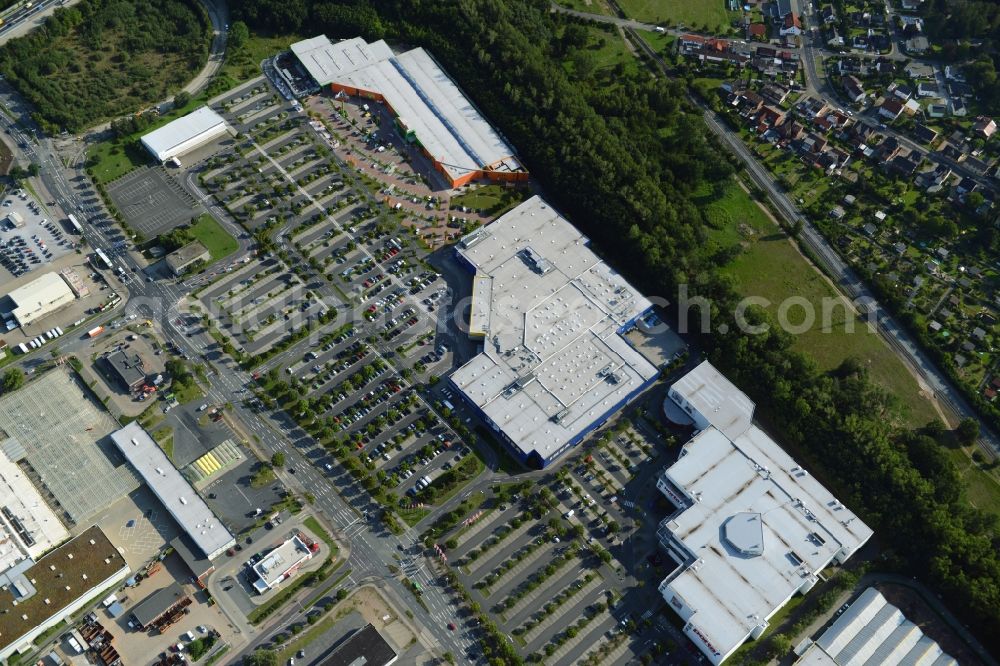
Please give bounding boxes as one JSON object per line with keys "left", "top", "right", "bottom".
{"left": 105, "top": 166, "right": 201, "bottom": 237}
{"left": 0, "top": 187, "right": 77, "bottom": 279}
{"left": 419, "top": 401, "right": 704, "bottom": 665}
{"left": 195, "top": 254, "right": 336, "bottom": 359}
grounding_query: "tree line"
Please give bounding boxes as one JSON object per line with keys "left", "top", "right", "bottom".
{"left": 231, "top": 0, "right": 1000, "bottom": 654}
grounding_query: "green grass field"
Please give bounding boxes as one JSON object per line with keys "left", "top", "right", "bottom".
{"left": 451, "top": 184, "right": 529, "bottom": 217}
{"left": 86, "top": 94, "right": 207, "bottom": 186}
{"left": 189, "top": 214, "right": 238, "bottom": 262}
{"left": 220, "top": 33, "right": 303, "bottom": 85}
{"left": 617, "top": 0, "right": 733, "bottom": 30}
{"left": 556, "top": 0, "right": 613, "bottom": 14}
{"left": 701, "top": 181, "right": 935, "bottom": 427}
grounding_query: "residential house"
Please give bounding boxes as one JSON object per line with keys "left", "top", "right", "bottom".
{"left": 756, "top": 105, "right": 787, "bottom": 130}
{"left": 974, "top": 116, "right": 997, "bottom": 139}
{"left": 905, "top": 62, "right": 935, "bottom": 79}
{"left": 951, "top": 98, "right": 968, "bottom": 117}
{"left": 964, "top": 156, "right": 990, "bottom": 175}
{"left": 888, "top": 152, "right": 922, "bottom": 177}
{"left": 949, "top": 81, "right": 973, "bottom": 98}
{"left": 852, "top": 34, "right": 869, "bottom": 50}
{"left": 830, "top": 205, "right": 845, "bottom": 219}
{"left": 748, "top": 22, "right": 768, "bottom": 40}
{"left": 901, "top": 0, "right": 923, "bottom": 9}
{"left": 780, "top": 12, "right": 803, "bottom": 36}
{"left": 888, "top": 82, "right": 913, "bottom": 101}
{"left": 903, "top": 98, "right": 921, "bottom": 115}
{"left": 795, "top": 96, "right": 830, "bottom": 121}
{"left": 764, "top": 0, "right": 793, "bottom": 23}
{"left": 837, "top": 57, "right": 863, "bottom": 75}
{"left": 776, "top": 119, "right": 805, "bottom": 142}
{"left": 916, "top": 81, "right": 939, "bottom": 98}
{"left": 843, "top": 75, "right": 866, "bottom": 103}
{"left": 871, "top": 33, "right": 891, "bottom": 51}
{"left": 945, "top": 65, "right": 965, "bottom": 82}
{"left": 927, "top": 103, "right": 949, "bottom": 118}
{"left": 913, "top": 123, "right": 939, "bottom": 145}
{"left": 879, "top": 97, "right": 904, "bottom": 121}
{"left": 900, "top": 15, "right": 924, "bottom": 33}
{"left": 821, "top": 5, "right": 836, "bottom": 23}
{"left": 939, "top": 142, "right": 967, "bottom": 162}
{"left": 905, "top": 36, "right": 930, "bottom": 53}
{"left": 827, "top": 27, "right": 845, "bottom": 48}
{"left": 916, "top": 164, "right": 952, "bottom": 192}
{"left": 760, "top": 83, "right": 790, "bottom": 106}
{"left": 874, "top": 57, "right": 897, "bottom": 76}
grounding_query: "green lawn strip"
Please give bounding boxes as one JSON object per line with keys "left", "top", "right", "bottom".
{"left": 616, "top": 0, "right": 732, "bottom": 29}
{"left": 151, "top": 425, "right": 174, "bottom": 462}
{"left": 303, "top": 516, "right": 338, "bottom": 553}
{"left": 202, "top": 644, "right": 230, "bottom": 666}
{"left": 701, "top": 181, "right": 934, "bottom": 428}
{"left": 189, "top": 214, "right": 238, "bottom": 261}
{"left": 397, "top": 506, "right": 431, "bottom": 527}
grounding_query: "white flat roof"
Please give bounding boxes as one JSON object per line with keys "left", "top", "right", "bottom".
{"left": 670, "top": 360, "right": 755, "bottom": 440}
{"left": 293, "top": 36, "right": 520, "bottom": 181}
{"left": 7, "top": 271, "right": 75, "bottom": 326}
{"left": 140, "top": 106, "right": 227, "bottom": 162}
{"left": 252, "top": 536, "right": 311, "bottom": 589}
{"left": 0, "top": 453, "right": 69, "bottom": 569}
{"left": 658, "top": 370, "right": 873, "bottom": 663}
{"left": 799, "top": 587, "right": 957, "bottom": 666}
{"left": 290, "top": 35, "right": 393, "bottom": 85}
{"left": 451, "top": 196, "right": 657, "bottom": 462}
{"left": 111, "top": 423, "right": 234, "bottom": 560}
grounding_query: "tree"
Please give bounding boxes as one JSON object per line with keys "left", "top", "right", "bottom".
{"left": 957, "top": 418, "right": 980, "bottom": 445}
{"left": 1, "top": 368, "right": 24, "bottom": 393}
{"left": 271, "top": 451, "right": 286, "bottom": 468}
{"left": 228, "top": 20, "right": 249, "bottom": 51}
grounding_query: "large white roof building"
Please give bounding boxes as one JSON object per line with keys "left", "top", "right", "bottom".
{"left": 5, "top": 271, "right": 76, "bottom": 327}
{"left": 796, "top": 587, "right": 958, "bottom": 666}
{"left": 140, "top": 106, "right": 229, "bottom": 162}
{"left": 111, "top": 423, "right": 235, "bottom": 560}
{"left": 656, "top": 361, "right": 873, "bottom": 664}
{"left": 449, "top": 196, "right": 658, "bottom": 467}
{"left": 290, "top": 36, "right": 524, "bottom": 187}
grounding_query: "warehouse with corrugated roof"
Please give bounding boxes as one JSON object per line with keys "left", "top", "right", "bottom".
{"left": 290, "top": 35, "right": 527, "bottom": 187}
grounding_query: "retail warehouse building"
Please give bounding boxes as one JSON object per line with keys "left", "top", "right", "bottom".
{"left": 656, "top": 361, "right": 874, "bottom": 664}
{"left": 111, "top": 422, "right": 235, "bottom": 560}
{"left": 289, "top": 35, "right": 527, "bottom": 188}
{"left": 141, "top": 106, "right": 229, "bottom": 163}
{"left": 449, "top": 196, "right": 659, "bottom": 468}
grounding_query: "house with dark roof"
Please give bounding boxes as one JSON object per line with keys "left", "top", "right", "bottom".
{"left": 843, "top": 75, "right": 866, "bottom": 103}
{"left": 913, "top": 123, "right": 939, "bottom": 145}
{"left": 879, "top": 97, "right": 904, "bottom": 121}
